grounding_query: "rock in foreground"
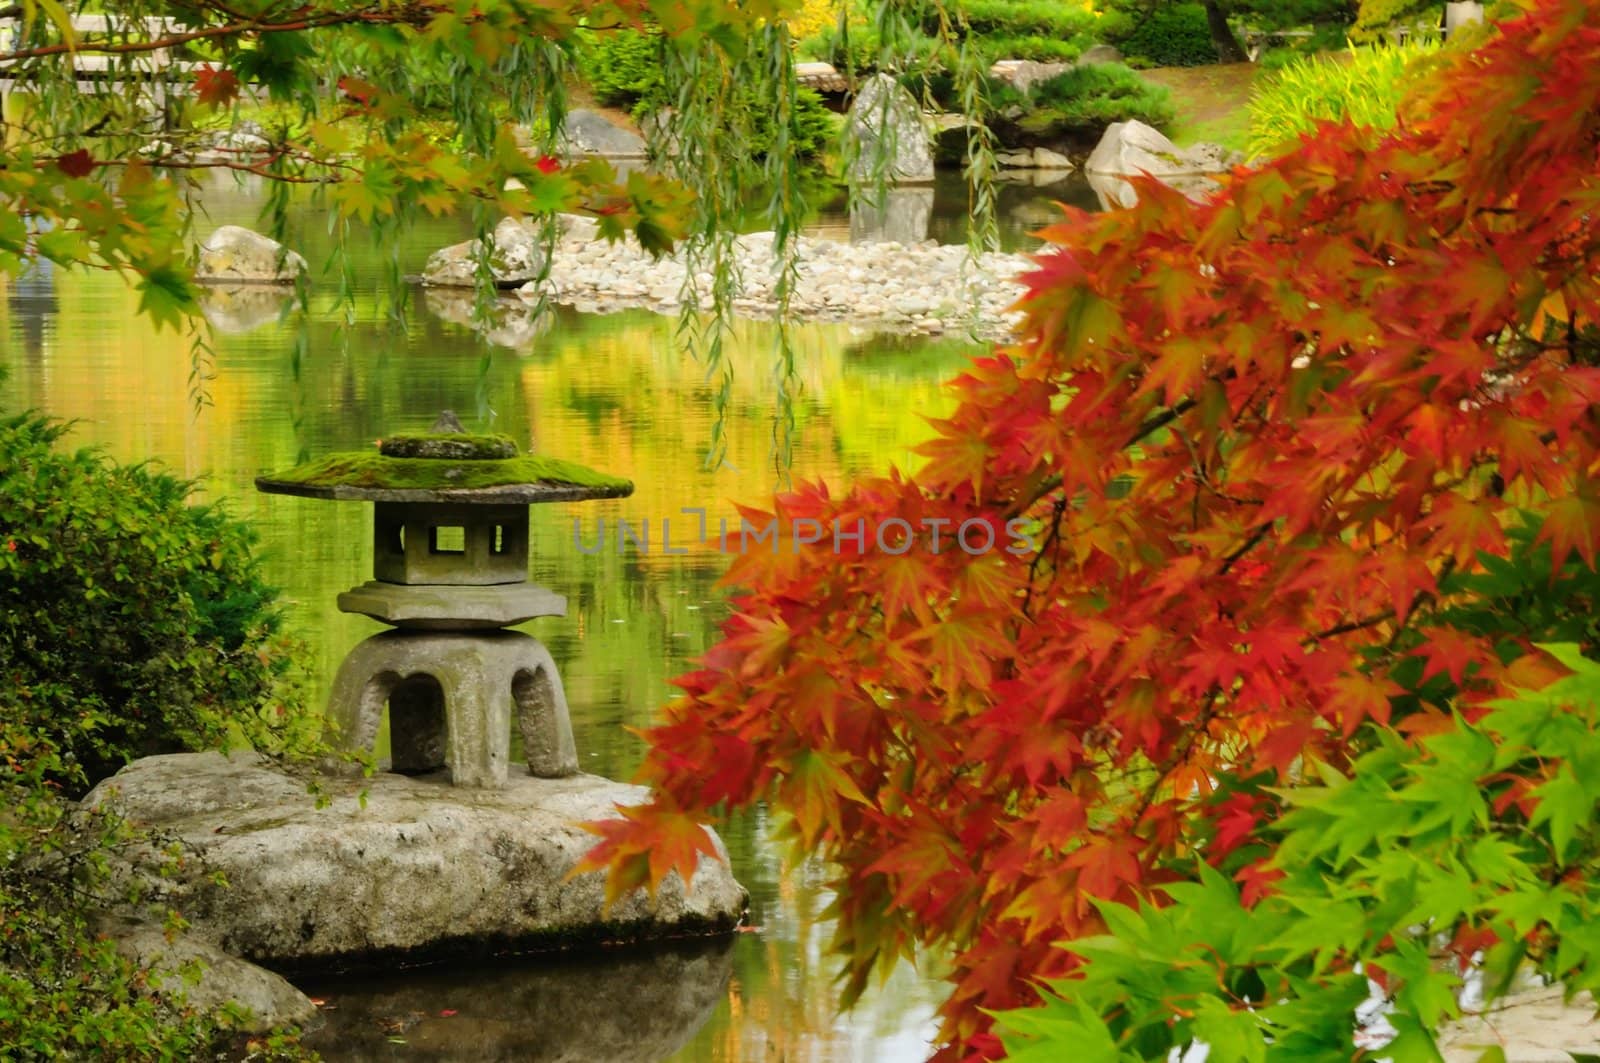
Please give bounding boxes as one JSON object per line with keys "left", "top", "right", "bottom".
{"left": 84, "top": 752, "right": 748, "bottom": 972}
{"left": 846, "top": 74, "right": 936, "bottom": 183}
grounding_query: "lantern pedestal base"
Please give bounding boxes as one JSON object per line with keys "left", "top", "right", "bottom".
{"left": 325, "top": 629, "right": 577, "bottom": 788}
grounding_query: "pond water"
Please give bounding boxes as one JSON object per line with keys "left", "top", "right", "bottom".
{"left": 0, "top": 171, "right": 1083, "bottom": 1062}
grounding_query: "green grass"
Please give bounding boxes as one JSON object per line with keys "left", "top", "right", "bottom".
{"left": 1246, "top": 38, "right": 1444, "bottom": 160}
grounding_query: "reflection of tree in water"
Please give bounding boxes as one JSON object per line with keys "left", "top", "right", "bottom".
{"left": 8, "top": 250, "right": 58, "bottom": 363}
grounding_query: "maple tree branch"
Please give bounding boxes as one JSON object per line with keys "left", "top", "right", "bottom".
{"left": 1019, "top": 496, "right": 1067, "bottom": 621}
{"left": 1219, "top": 522, "right": 1272, "bottom": 574}
{"left": 1309, "top": 610, "right": 1395, "bottom": 642}
{"left": 1006, "top": 395, "right": 1202, "bottom": 520}
{"left": 1130, "top": 685, "right": 1225, "bottom": 828}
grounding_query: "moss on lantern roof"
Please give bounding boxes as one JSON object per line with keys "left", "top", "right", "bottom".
{"left": 255, "top": 449, "right": 634, "bottom": 503}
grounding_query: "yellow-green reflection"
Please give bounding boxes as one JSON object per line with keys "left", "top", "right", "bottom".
{"left": 0, "top": 183, "right": 980, "bottom": 1062}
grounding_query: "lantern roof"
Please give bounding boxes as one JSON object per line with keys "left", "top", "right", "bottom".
{"left": 255, "top": 412, "right": 633, "bottom": 504}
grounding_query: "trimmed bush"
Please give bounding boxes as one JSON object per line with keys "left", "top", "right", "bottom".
{"left": 930, "top": 0, "right": 1098, "bottom": 40}
{"left": 0, "top": 413, "right": 318, "bottom": 790}
{"left": 1025, "top": 62, "right": 1177, "bottom": 135}
{"left": 1113, "top": 2, "right": 1218, "bottom": 67}
{"left": 1246, "top": 37, "right": 1443, "bottom": 159}
{"left": 575, "top": 28, "right": 663, "bottom": 109}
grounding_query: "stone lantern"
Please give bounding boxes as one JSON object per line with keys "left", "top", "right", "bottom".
{"left": 256, "top": 413, "right": 633, "bottom": 788}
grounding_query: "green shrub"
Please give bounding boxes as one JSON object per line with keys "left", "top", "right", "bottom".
{"left": 798, "top": 23, "right": 943, "bottom": 75}
{"left": 928, "top": 0, "right": 1098, "bottom": 40}
{"left": 575, "top": 26, "right": 835, "bottom": 164}
{"left": 904, "top": 68, "right": 1026, "bottom": 114}
{"left": 911, "top": 60, "right": 1173, "bottom": 144}
{"left": 1025, "top": 62, "right": 1177, "bottom": 134}
{"left": 575, "top": 28, "right": 664, "bottom": 108}
{"left": 1246, "top": 37, "right": 1442, "bottom": 159}
{"left": 0, "top": 413, "right": 318, "bottom": 790}
{"left": 1112, "top": 2, "right": 1218, "bottom": 67}
{"left": 972, "top": 33, "right": 1088, "bottom": 64}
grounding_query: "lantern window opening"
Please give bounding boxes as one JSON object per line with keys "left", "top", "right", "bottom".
{"left": 430, "top": 526, "right": 467, "bottom": 555}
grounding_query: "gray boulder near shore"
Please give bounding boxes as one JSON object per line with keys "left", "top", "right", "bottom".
{"left": 560, "top": 108, "right": 648, "bottom": 159}
{"left": 195, "top": 225, "right": 306, "bottom": 285}
{"left": 422, "top": 216, "right": 549, "bottom": 289}
{"left": 1085, "top": 120, "right": 1244, "bottom": 208}
{"left": 83, "top": 751, "right": 748, "bottom": 971}
{"left": 1085, "top": 119, "right": 1241, "bottom": 180}
{"left": 97, "top": 916, "right": 320, "bottom": 1034}
{"left": 846, "top": 74, "right": 936, "bottom": 184}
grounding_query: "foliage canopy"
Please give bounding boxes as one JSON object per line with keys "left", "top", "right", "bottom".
{"left": 582, "top": 0, "right": 1600, "bottom": 1057}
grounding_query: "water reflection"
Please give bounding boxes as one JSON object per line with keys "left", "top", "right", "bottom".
{"left": 198, "top": 283, "right": 296, "bottom": 335}
{"left": 8, "top": 254, "right": 57, "bottom": 362}
{"left": 301, "top": 940, "right": 735, "bottom": 1062}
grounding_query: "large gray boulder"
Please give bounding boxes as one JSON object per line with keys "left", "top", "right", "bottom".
{"left": 195, "top": 226, "right": 306, "bottom": 285}
{"left": 846, "top": 74, "right": 935, "bottom": 183}
{"left": 422, "top": 216, "right": 548, "bottom": 289}
{"left": 1087, "top": 170, "right": 1223, "bottom": 210}
{"left": 98, "top": 917, "right": 320, "bottom": 1034}
{"left": 83, "top": 752, "right": 748, "bottom": 971}
{"left": 1085, "top": 120, "right": 1240, "bottom": 179}
{"left": 560, "top": 108, "right": 647, "bottom": 159}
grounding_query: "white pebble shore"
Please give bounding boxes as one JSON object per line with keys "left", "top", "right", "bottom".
{"left": 516, "top": 229, "right": 1035, "bottom": 342}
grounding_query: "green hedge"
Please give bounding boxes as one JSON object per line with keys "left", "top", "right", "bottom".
{"left": 1114, "top": 2, "right": 1218, "bottom": 67}
{"left": 1026, "top": 62, "right": 1178, "bottom": 133}
{"left": 0, "top": 411, "right": 318, "bottom": 1058}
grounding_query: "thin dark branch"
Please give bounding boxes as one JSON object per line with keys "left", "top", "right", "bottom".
{"left": 0, "top": 3, "right": 424, "bottom": 63}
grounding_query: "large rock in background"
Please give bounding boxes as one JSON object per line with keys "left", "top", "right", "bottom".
{"left": 846, "top": 74, "right": 935, "bottom": 183}
{"left": 84, "top": 752, "right": 748, "bottom": 972}
{"left": 422, "top": 216, "right": 549, "bottom": 289}
{"left": 560, "top": 108, "right": 647, "bottom": 159}
{"left": 195, "top": 226, "right": 307, "bottom": 285}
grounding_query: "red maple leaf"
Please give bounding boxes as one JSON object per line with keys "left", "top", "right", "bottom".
{"left": 56, "top": 149, "right": 95, "bottom": 178}
{"left": 194, "top": 64, "right": 240, "bottom": 109}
